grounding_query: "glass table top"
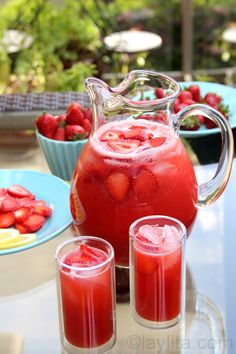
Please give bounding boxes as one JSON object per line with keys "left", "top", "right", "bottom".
{"left": 0, "top": 142, "right": 235, "bottom": 354}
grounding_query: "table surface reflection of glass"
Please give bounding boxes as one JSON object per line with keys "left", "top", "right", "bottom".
{"left": 0, "top": 142, "right": 235, "bottom": 354}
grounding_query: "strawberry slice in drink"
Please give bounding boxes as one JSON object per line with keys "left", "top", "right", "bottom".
{"left": 123, "top": 126, "right": 147, "bottom": 141}
{"left": 106, "top": 172, "right": 129, "bottom": 202}
{"left": 134, "top": 169, "right": 157, "bottom": 201}
{"left": 108, "top": 139, "right": 140, "bottom": 153}
{"left": 100, "top": 130, "right": 124, "bottom": 141}
{"left": 62, "top": 245, "right": 107, "bottom": 271}
{"left": 136, "top": 224, "right": 181, "bottom": 252}
{"left": 80, "top": 244, "right": 107, "bottom": 262}
{"left": 63, "top": 251, "right": 84, "bottom": 267}
{"left": 149, "top": 137, "right": 166, "bottom": 147}
{"left": 137, "top": 225, "right": 163, "bottom": 244}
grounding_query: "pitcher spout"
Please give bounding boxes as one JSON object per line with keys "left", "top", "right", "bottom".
{"left": 84, "top": 70, "right": 182, "bottom": 132}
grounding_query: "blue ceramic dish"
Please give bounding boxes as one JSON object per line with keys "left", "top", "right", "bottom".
{"left": 0, "top": 169, "right": 72, "bottom": 255}
{"left": 36, "top": 131, "right": 87, "bottom": 181}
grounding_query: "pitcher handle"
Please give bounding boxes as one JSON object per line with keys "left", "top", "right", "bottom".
{"left": 175, "top": 104, "right": 234, "bottom": 207}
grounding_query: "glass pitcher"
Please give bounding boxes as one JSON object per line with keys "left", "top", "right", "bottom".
{"left": 70, "top": 70, "right": 234, "bottom": 268}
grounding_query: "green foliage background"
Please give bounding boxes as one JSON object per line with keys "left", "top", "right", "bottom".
{"left": 0, "top": 0, "right": 236, "bottom": 93}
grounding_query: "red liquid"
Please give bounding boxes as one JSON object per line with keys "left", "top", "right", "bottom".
{"left": 133, "top": 225, "right": 182, "bottom": 322}
{"left": 59, "top": 246, "right": 114, "bottom": 348}
{"left": 71, "top": 120, "right": 197, "bottom": 266}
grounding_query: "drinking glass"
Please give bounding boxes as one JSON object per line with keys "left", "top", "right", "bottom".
{"left": 55, "top": 236, "right": 116, "bottom": 353}
{"left": 129, "top": 215, "right": 186, "bottom": 329}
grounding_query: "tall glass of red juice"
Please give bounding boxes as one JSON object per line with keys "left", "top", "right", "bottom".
{"left": 129, "top": 215, "right": 186, "bottom": 329}
{"left": 55, "top": 236, "right": 116, "bottom": 353}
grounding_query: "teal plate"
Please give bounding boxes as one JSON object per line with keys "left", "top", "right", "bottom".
{"left": 0, "top": 169, "right": 72, "bottom": 255}
{"left": 138, "top": 81, "right": 236, "bottom": 138}
{"left": 179, "top": 81, "right": 236, "bottom": 138}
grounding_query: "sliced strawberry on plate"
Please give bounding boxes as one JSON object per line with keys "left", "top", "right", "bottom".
{"left": 100, "top": 130, "right": 124, "bottom": 141}
{"left": 22, "top": 214, "right": 46, "bottom": 232}
{"left": 0, "top": 212, "right": 16, "bottom": 228}
{"left": 0, "top": 189, "right": 8, "bottom": 208}
{"left": 32, "top": 205, "right": 52, "bottom": 217}
{"left": 0, "top": 188, "right": 7, "bottom": 197}
{"left": 134, "top": 169, "right": 157, "bottom": 201}
{"left": 0, "top": 196, "right": 20, "bottom": 212}
{"left": 108, "top": 139, "right": 140, "bottom": 153}
{"left": 15, "top": 222, "right": 30, "bottom": 234}
{"left": 14, "top": 207, "right": 32, "bottom": 223}
{"left": 21, "top": 199, "right": 46, "bottom": 207}
{"left": 149, "top": 137, "right": 166, "bottom": 147}
{"left": 7, "top": 184, "right": 34, "bottom": 199}
{"left": 106, "top": 172, "right": 130, "bottom": 202}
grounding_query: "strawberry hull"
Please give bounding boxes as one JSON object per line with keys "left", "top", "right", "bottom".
{"left": 71, "top": 120, "right": 198, "bottom": 267}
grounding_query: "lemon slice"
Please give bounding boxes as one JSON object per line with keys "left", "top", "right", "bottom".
{"left": 0, "top": 233, "right": 36, "bottom": 249}
{"left": 0, "top": 229, "right": 20, "bottom": 245}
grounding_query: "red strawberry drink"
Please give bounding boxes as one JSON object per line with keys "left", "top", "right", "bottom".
{"left": 55, "top": 237, "right": 116, "bottom": 353}
{"left": 71, "top": 119, "right": 197, "bottom": 267}
{"left": 129, "top": 215, "right": 186, "bottom": 329}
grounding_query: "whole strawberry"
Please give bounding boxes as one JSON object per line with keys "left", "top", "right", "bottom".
{"left": 54, "top": 127, "right": 65, "bottom": 141}
{"left": 155, "top": 88, "right": 165, "bottom": 99}
{"left": 66, "top": 102, "right": 85, "bottom": 125}
{"left": 179, "top": 90, "right": 193, "bottom": 103}
{"left": 204, "top": 93, "right": 221, "bottom": 107}
{"left": 82, "top": 118, "right": 92, "bottom": 134}
{"left": 36, "top": 113, "right": 57, "bottom": 139}
{"left": 65, "top": 125, "right": 88, "bottom": 141}
{"left": 56, "top": 114, "right": 66, "bottom": 127}
{"left": 83, "top": 107, "right": 93, "bottom": 123}
{"left": 181, "top": 116, "right": 202, "bottom": 131}
{"left": 188, "top": 85, "right": 201, "bottom": 102}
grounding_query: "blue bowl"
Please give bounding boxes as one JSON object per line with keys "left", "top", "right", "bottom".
{"left": 36, "top": 131, "right": 87, "bottom": 180}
